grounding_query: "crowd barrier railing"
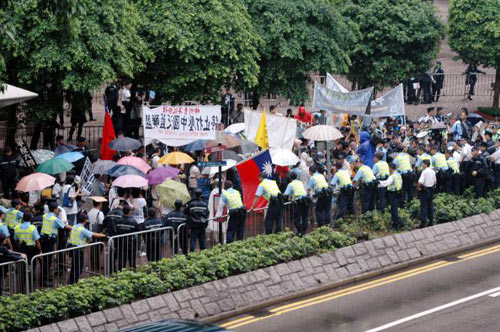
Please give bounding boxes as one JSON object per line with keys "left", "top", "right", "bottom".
{"left": 0, "top": 258, "right": 29, "bottom": 295}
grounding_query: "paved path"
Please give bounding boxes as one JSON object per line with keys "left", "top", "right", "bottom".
{"left": 218, "top": 243, "right": 500, "bottom": 332}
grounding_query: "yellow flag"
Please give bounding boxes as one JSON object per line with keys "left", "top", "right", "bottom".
{"left": 255, "top": 110, "right": 269, "bottom": 149}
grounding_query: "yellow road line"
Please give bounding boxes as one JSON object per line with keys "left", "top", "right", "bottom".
{"left": 222, "top": 244, "right": 500, "bottom": 330}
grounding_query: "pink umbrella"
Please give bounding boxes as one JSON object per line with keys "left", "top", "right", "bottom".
{"left": 117, "top": 156, "right": 151, "bottom": 174}
{"left": 16, "top": 173, "right": 56, "bottom": 192}
{"left": 112, "top": 175, "right": 148, "bottom": 188}
{"left": 146, "top": 166, "right": 180, "bottom": 185}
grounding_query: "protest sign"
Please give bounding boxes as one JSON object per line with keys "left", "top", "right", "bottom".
{"left": 366, "top": 84, "right": 405, "bottom": 118}
{"left": 244, "top": 110, "right": 297, "bottom": 150}
{"left": 312, "top": 82, "right": 373, "bottom": 116}
{"left": 15, "top": 140, "right": 37, "bottom": 168}
{"left": 79, "top": 157, "right": 95, "bottom": 195}
{"left": 325, "top": 73, "right": 349, "bottom": 93}
{"left": 143, "top": 105, "right": 222, "bottom": 146}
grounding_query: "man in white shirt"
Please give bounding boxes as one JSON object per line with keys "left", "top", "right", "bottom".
{"left": 418, "top": 159, "right": 437, "bottom": 228}
{"left": 88, "top": 200, "right": 105, "bottom": 232}
{"left": 151, "top": 147, "right": 162, "bottom": 169}
{"left": 457, "top": 138, "right": 472, "bottom": 192}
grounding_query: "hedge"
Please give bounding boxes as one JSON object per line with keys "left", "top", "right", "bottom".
{"left": 0, "top": 227, "right": 355, "bottom": 331}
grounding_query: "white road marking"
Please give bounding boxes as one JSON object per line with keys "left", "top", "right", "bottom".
{"left": 488, "top": 291, "right": 500, "bottom": 298}
{"left": 365, "top": 286, "right": 500, "bottom": 332}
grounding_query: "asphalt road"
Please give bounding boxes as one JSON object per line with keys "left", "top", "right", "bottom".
{"left": 218, "top": 243, "right": 500, "bottom": 332}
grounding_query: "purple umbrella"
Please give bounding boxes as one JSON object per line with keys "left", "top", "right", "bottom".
{"left": 146, "top": 166, "right": 180, "bottom": 185}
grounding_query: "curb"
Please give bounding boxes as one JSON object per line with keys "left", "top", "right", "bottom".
{"left": 203, "top": 234, "right": 500, "bottom": 325}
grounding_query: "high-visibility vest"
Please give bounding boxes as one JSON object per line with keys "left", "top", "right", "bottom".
{"left": 433, "top": 152, "right": 448, "bottom": 170}
{"left": 395, "top": 153, "right": 412, "bottom": 173}
{"left": 388, "top": 172, "right": 402, "bottom": 192}
{"left": 417, "top": 154, "right": 432, "bottom": 170}
{"left": 68, "top": 224, "right": 87, "bottom": 246}
{"left": 358, "top": 165, "right": 376, "bottom": 183}
{"left": 14, "top": 224, "right": 36, "bottom": 246}
{"left": 259, "top": 179, "right": 280, "bottom": 200}
{"left": 311, "top": 173, "right": 328, "bottom": 191}
{"left": 336, "top": 169, "right": 352, "bottom": 188}
{"left": 447, "top": 158, "right": 460, "bottom": 174}
{"left": 289, "top": 180, "right": 307, "bottom": 198}
{"left": 5, "top": 208, "right": 20, "bottom": 229}
{"left": 374, "top": 161, "right": 389, "bottom": 178}
{"left": 41, "top": 213, "right": 58, "bottom": 236}
{"left": 222, "top": 189, "right": 244, "bottom": 210}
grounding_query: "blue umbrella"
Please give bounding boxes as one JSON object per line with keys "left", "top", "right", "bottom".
{"left": 184, "top": 139, "right": 209, "bottom": 152}
{"left": 109, "top": 137, "right": 142, "bottom": 151}
{"left": 55, "top": 151, "right": 85, "bottom": 163}
{"left": 108, "top": 164, "right": 146, "bottom": 178}
{"left": 54, "top": 144, "right": 77, "bottom": 156}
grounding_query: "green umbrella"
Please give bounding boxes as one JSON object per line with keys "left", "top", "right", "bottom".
{"left": 157, "top": 179, "right": 191, "bottom": 208}
{"left": 36, "top": 158, "right": 74, "bottom": 175}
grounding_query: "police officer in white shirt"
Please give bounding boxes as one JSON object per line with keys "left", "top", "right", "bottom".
{"left": 418, "top": 159, "right": 437, "bottom": 228}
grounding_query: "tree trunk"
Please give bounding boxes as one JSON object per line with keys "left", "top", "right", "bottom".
{"left": 251, "top": 88, "right": 260, "bottom": 110}
{"left": 493, "top": 67, "right": 500, "bottom": 109}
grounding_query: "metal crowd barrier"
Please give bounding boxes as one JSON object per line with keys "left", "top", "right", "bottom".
{"left": 107, "top": 227, "right": 174, "bottom": 274}
{"left": 0, "top": 258, "right": 29, "bottom": 295}
{"left": 30, "top": 242, "right": 106, "bottom": 292}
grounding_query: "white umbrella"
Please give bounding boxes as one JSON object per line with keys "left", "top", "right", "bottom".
{"left": 225, "top": 123, "right": 245, "bottom": 134}
{"left": 302, "top": 125, "right": 343, "bottom": 141}
{"left": 0, "top": 84, "right": 38, "bottom": 108}
{"left": 201, "top": 159, "right": 237, "bottom": 177}
{"left": 270, "top": 148, "right": 300, "bottom": 167}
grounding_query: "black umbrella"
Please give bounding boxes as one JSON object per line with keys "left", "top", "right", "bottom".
{"left": 209, "top": 150, "right": 243, "bottom": 162}
{"left": 54, "top": 144, "right": 77, "bottom": 156}
{"left": 108, "top": 137, "right": 142, "bottom": 151}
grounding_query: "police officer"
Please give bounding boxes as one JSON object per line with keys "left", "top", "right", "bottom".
{"left": 5, "top": 199, "right": 23, "bottom": 244}
{"left": 394, "top": 145, "right": 414, "bottom": 203}
{"left": 372, "top": 152, "right": 389, "bottom": 210}
{"left": 417, "top": 159, "right": 437, "bottom": 228}
{"left": 40, "top": 202, "right": 72, "bottom": 286}
{"left": 250, "top": 173, "right": 283, "bottom": 234}
{"left": 217, "top": 181, "right": 247, "bottom": 243}
{"left": 331, "top": 161, "right": 354, "bottom": 219}
{"left": 114, "top": 205, "right": 139, "bottom": 272}
{"left": 142, "top": 207, "right": 165, "bottom": 262}
{"left": 14, "top": 212, "right": 42, "bottom": 275}
{"left": 445, "top": 149, "right": 461, "bottom": 195}
{"left": 67, "top": 212, "right": 106, "bottom": 284}
{"left": 307, "top": 166, "right": 331, "bottom": 227}
{"left": 379, "top": 163, "right": 402, "bottom": 229}
{"left": 284, "top": 172, "right": 310, "bottom": 236}
{"left": 415, "top": 146, "right": 432, "bottom": 172}
{"left": 489, "top": 138, "right": 500, "bottom": 188}
{"left": 165, "top": 199, "right": 188, "bottom": 255}
{"left": 430, "top": 145, "right": 451, "bottom": 193}
{"left": 0, "top": 210, "right": 12, "bottom": 250}
{"left": 353, "top": 159, "right": 376, "bottom": 213}
{"left": 470, "top": 146, "right": 489, "bottom": 198}
{"left": 185, "top": 189, "right": 209, "bottom": 251}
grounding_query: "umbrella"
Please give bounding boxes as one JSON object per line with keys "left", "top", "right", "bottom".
{"left": 146, "top": 166, "right": 180, "bottom": 185}
{"left": 109, "top": 137, "right": 142, "bottom": 151}
{"left": 302, "top": 125, "right": 343, "bottom": 141}
{"left": 225, "top": 123, "right": 245, "bottom": 134}
{"left": 209, "top": 150, "right": 242, "bottom": 162}
{"left": 157, "top": 179, "right": 191, "bottom": 207}
{"left": 54, "top": 144, "right": 77, "bottom": 156}
{"left": 183, "top": 139, "right": 209, "bottom": 152}
{"left": 0, "top": 84, "right": 38, "bottom": 108}
{"left": 36, "top": 158, "right": 74, "bottom": 175}
{"left": 56, "top": 151, "right": 84, "bottom": 163}
{"left": 18, "top": 149, "right": 55, "bottom": 167}
{"left": 234, "top": 139, "right": 259, "bottom": 154}
{"left": 201, "top": 159, "right": 237, "bottom": 177}
{"left": 15, "top": 173, "right": 55, "bottom": 192}
{"left": 108, "top": 164, "right": 146, "bottom": 178}
{"left": 158, "top": 152, "right": 195, "bottom": 165}
{"left": 117, "top": 156, "right": 151, "bottom": 174}
{"left": 112, "top": 175, "right": 148, "bottom": 188}
{"left": 92, "top": 160, "right": 117, "bottom": 175}
{"left": 205, "top": 135, "right": 241, "bottom": 149}
{"left": 270, "top": 148, "right": 300, "bottom": 167}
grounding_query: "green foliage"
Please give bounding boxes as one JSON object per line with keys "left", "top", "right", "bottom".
{"left": 135, "top": 0, "right": 261, "bottom": 104}
{"left": 341, "top": 0, "right": 445, "bottom": 91}
{"left": 0, "top": 227, "right": 354, "bottom": 331}
{"left": 243, "top": 0, "right": 356, "bottom": 105}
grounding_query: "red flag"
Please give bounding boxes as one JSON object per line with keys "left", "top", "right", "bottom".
{"left": 235, "top": 150, "right": 274, "bottom": 209}
{"left": 100, "top": 111, "right": 116, "bottom": 160}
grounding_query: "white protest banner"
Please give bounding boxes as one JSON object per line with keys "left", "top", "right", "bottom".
{"left": 143, "top": 105, "right": 222, "bottom": 146}
{"left": 366, "top": 83, "right": 405, "bottom": 118}
{"left": 313, "top": 82, "right": 373, "bottom": 116}
{"left": 326, "top": 73, "right": 349, "bottom": 93}
{"left": 244, "top": 110, "right": 297, "bottom": 150}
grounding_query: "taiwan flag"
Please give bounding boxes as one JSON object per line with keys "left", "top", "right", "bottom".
{"left": 235, "top": 149, "right": 274, "bottom": 209}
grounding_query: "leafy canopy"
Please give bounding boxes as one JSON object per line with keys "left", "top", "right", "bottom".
{"left": 243, "top": 0, "right": 356, "bottom": 105}
{"left": 342, "top": 0, "right": 444, "bottom": 91}
{"left": 135, "top": 0, "right": 261, "bottom": 104}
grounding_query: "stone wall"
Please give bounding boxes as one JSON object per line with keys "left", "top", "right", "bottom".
{"left": 28, "top": 210, "right": 500, "bottom": 332}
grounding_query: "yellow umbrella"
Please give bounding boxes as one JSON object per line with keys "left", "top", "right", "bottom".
{"left": 158, "top": 151, "right": 195, "bottom": 165}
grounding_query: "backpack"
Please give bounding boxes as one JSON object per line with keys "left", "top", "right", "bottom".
{"left": 62, "top": 187, "right": 73, "bottom": 208}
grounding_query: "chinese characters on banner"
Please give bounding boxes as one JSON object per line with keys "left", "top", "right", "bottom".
{"left": 80, "top": 157, "right": 95, "bottom": 195}
{"left": 15, "top": 140, "right": 37, "bottom": 168}
{"left": 142, "top": 105, "right": 222, "bottom": 146}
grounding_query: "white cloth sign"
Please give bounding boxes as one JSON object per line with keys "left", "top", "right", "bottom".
{"left": 244, "top": 110, "right": 297, "bottom": 150}
{"left": 143, "top": 105, "right": 222, "bottom": 146}
{"left": 80, "top": 157, "right": 95, "bottom": 195}
{"left": 325, "top": 73, "right": 349, "bottom": 93}
{"left": 367, "top": 84, "right": 405, "bottom": 118}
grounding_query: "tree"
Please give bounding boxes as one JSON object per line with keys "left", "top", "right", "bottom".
{"left": 449, "top": 0, "right": 500, "bottom": 108}
{"left": 243, "top": 0, "right": 356, "bottom": 107}
{"left": 135, "top": 0, "right": 261, "bottom": 104}
{"left": 341, "top": 0, "right": 444, "bottom": 92}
